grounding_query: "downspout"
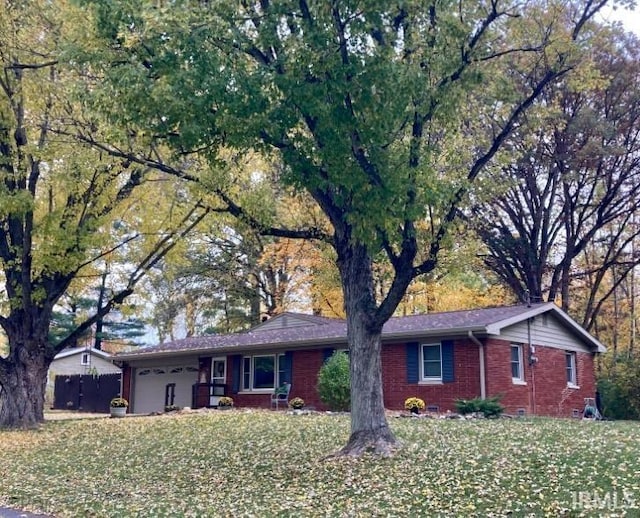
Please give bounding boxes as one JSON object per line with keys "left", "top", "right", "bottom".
{"left": 468, "top": 331, "right": 486, "bottom": 400}
{"left": 528, "top": 317, "right": 536, "bottom": 415}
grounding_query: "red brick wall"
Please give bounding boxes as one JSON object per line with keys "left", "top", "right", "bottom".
{"left": 484, "top": 338, "right": 596, "bottom": 417}
{"left": 381, "top": 340, "right": 482, "bottom": 413}
{"left": 484, "top": 338, "right": 531, "bottom": 414}
{"left": 223, "top": 350, "right": 329, "bottom": 409}
{"left": 211, "top": 339, "right": 597, "bottom": 416}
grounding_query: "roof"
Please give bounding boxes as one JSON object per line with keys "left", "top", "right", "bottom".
{"left": 54, "top": 347, "right": 113, "bottom": 361}
{"left": 115, "top": 302, "right": 606, "bottom": 360}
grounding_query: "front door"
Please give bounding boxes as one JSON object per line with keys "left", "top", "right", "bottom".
{"left": 210, "top": 357, "right": 227, "bottom": 406}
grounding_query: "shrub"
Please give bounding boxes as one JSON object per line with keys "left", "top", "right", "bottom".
{"left": 289, "top": 397, "right": 305, "bottom": 410}
{"left": 455, "top": 396, "right": 504, "bottom": 418}
{"left": 404, "top": 397, "right": 425, "bottom": 412}
{"left": 317, "top": 351, "right": 350, "bottom": 411}
{"left": 218, "top": 396, "right": 234, "bottom": 407}
{"left": 597, "top": 357, "right": 640, "bottom": 420}
{"left": 164, "top": 405, "right": 180, "bottom": 412}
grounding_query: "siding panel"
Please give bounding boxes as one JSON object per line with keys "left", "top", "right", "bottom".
{"left": 498, "top": 315, "right": 591, "bottom": 352}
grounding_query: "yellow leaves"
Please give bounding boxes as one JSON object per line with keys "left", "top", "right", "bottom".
{"left": 1, "top": 413, "right": 640, "bottom": 516}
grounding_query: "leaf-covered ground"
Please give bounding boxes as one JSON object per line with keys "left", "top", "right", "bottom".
{"left": 1, "top": 411, "right": 638, "bottom": 517}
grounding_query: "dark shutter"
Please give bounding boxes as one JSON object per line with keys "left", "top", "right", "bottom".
{"left": 323, "top": 348, "right": 335, "bottom": 363}
{"left": 442, "top": 340, "right": 455, "bottom": 383}
{"left": 282, "top": 351, "right": 293, "bottom": 384}
{"left": 231, "top": 355, "right": 242, "bottom": 394}
{"left": 406, "top": 342, "right": 419, "bottom": 383}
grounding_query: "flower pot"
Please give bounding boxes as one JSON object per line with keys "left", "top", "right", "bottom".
{"left": 110, "top": 406, "right": 127, "bottom": 418}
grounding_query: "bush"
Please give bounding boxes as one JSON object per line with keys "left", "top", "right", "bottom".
{"left": 597, "top": 357, "right": 640, "bottom": 420}
{"left": 317, "top": 351, "right": 350, "bottom": 411}
{"left": 455, "top": 396, "right": 504, "bottom": 418}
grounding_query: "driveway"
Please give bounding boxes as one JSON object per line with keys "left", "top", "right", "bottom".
{"left": 0, "top": 507, "right": 52, "bottom": 518}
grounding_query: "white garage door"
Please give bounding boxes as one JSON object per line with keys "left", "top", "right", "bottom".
{"left": 133, "top": 365, "right": 199, "bottom": 414}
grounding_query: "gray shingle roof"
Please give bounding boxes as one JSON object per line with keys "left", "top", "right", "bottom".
{"left": 115, "top": 302, "right": 605, "bottom": 360}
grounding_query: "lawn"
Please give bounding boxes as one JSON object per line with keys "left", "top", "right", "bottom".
{"left": 1, "top": 411, "right": 639, "bottom": 517}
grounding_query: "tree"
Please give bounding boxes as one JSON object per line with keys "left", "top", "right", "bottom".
{"left": 137, "top": 162, "right": 326, "bottom": 337}
{"left": 471, "top": 27, "right": 640, "bottom": 332}
{"left": 80, "top": 0, "right": 610, "bottom": 455}
{"left": 0, "top": 1, "right": 210, "bottom": 428}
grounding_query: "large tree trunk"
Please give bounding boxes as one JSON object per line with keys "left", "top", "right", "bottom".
{"left": 335, "top": 241, "right": 398, "bottom": 457}
{"left": 0, "top": 346, "right": 50, "bottom": 428}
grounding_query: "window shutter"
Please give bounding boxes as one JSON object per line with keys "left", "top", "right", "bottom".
{"left": 442, "top": 340, "right": 455, "bottom": 383}
{"left": 406, "top": 342, "right": 419, "bottom": 383}
{"left": 323, "top": 348, "right": 335, "bottom": 363}
{"left": 282, "top": 351, "right": 293, "bottom": 384}
{"left": 231, "top": 355, "right": 242, "bottom": 394}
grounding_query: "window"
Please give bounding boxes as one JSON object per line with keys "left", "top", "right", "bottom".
{"left": 242, "top": 357, "right": 251, "bottom": 390}
{"left": 80, "top": 352, "right": 90, "bottom": 366}
{"left": 242, "top": 354, "right": 286, "bottom": 391}
{"left": 566, "top": 351, "right": 577, "bottom": 386}
{"left": 421, "top": 343, "right": 442, "bottom": 380}
{"left": 211, "top": 359, "right": 226, "bottom": 381}
{"left": 277, "top": 353, "right": 286, "bottom": 385}
{"left": 511, "top": 344, "right": 525, "bottom": 383}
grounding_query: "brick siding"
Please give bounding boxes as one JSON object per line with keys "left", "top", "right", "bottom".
{"left": 162, "top": 338, "right": 597, "bottom": 416}
{"left": 381, "top": 341, "right": 482, "bottom": 412}
{"left": 484, "top": 338, "right": 596, "bottom": 417}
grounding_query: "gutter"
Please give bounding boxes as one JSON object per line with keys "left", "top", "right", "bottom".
{"left": 468, "top": 331, "right": 486, "bottom": 400}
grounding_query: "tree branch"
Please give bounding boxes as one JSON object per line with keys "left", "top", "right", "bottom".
{"left": 54, "top": 205, "right": 210, "bottom": 351}
{"left": 69, "top": 132, "right": 333, "bottom": 243}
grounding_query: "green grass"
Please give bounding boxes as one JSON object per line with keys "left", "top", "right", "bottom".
{"left": 1, "top": 411, "right": 639, "bottom": 517}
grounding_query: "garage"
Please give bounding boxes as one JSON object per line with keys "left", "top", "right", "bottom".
{"left": 132, "top": 364, "right": 199, "bottom": 414}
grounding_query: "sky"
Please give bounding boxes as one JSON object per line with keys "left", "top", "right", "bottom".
{"left": 599, "top": 3, "right": 640, "bottom": 34}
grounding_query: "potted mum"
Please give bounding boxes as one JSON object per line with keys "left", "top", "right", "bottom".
{"left": 404, "top": 397, "right": 425, "bottom": 415}
{"left": 218, "top": 396, "right": 234, "bottom": 409}
{"left": 289, "top": 397, "right": 305, "bottom": 410}
{"left": 109, "top": 397, "right": 128, "bottom": 418}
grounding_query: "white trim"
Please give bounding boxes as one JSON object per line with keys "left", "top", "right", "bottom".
{"left": 80, "top": 352, "right": 90, "bottom": 366}
{"left": 55, "top": 347, "right": 112, "bottom": 361}
{"left": 468, "top": 331, "right": 486, "bottom": 400}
